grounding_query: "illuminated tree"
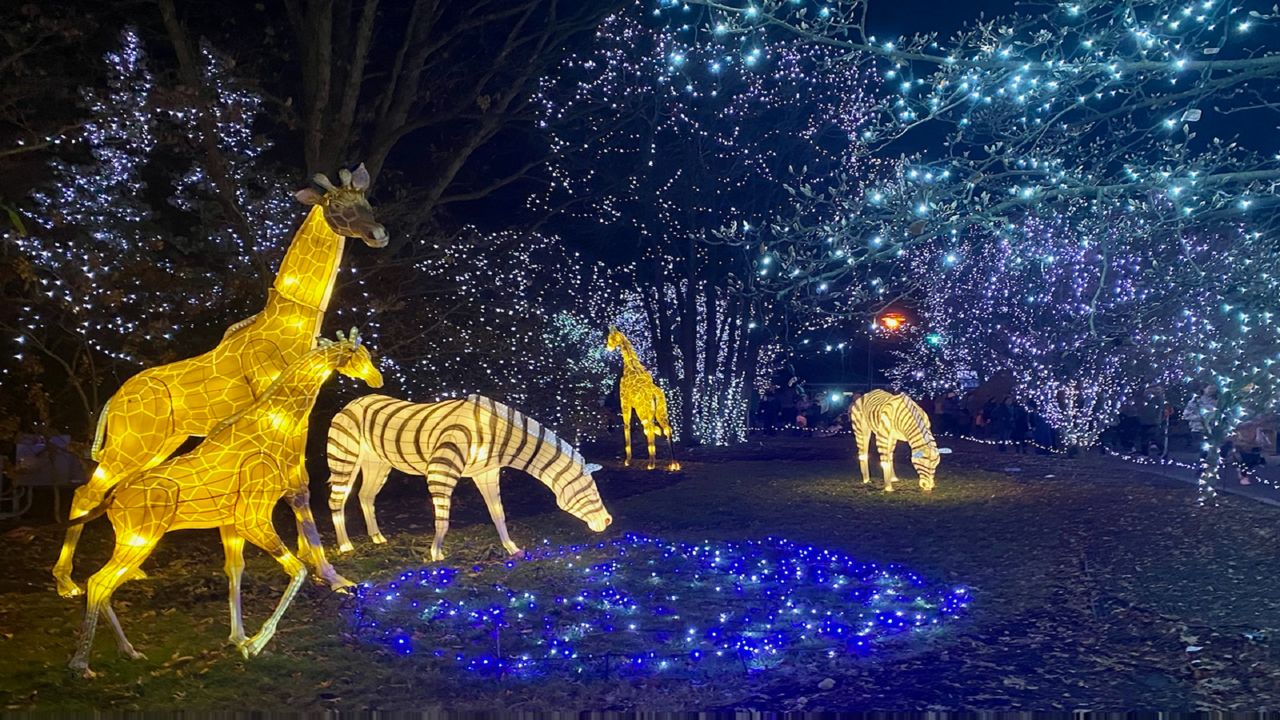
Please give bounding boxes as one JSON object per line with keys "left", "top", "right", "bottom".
{"left": 664, "top": 0, "right": 1280, "bottom": 483}
{"left": 536, "top": 8, "right": 877, "bottom": 442}
{"left": 3, "top": 30, "right": 296, "bottom": 439}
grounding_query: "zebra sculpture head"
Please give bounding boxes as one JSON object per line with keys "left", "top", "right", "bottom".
{"left": 555, "top": 462, "right": 612, "bottom": 532}
{"left": 910, "top": 446, "right": 951, "bottom": 493}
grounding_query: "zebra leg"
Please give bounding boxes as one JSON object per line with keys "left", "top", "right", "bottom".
{"left": 855, "top": 427, "right": 872, "bottom": 484}
{"left": 358, "top": 461, "right": 392, "bottom": 544}
{"left": 473, "top": 469, "right": 522, "bottom": 557}
{"left": 426, "top": 469, "right": 460, "bottom": 562}
{"left": 329, "top": 458, "right": 360, "bottom": 553}
{"left": 875, "top": 436, "right": 897, "bottom": 492}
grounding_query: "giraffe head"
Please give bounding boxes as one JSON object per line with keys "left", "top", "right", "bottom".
{"left": 294, "top": 164, "right": 389, "bottom": 248}
{"left": 319, "top": 328, "right": 384, "bottom": 388}
{"left": 605, "top": 326, "right": 626, "bottom": 353}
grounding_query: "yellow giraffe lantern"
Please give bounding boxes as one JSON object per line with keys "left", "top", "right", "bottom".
{"left": 53, "top": 165, "right": 387, "bottom": 598}
{"left": 605, "top": 327, "right": 679, "bottom": 471}
{"left": 67, "top": 331, "right": 383, "bottom": 678}
{"left": 849, "top": 389, "right": 951, "bottom": 493}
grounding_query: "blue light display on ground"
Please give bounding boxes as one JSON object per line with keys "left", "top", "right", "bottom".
{"left": 346, "top": 533, "right": 970, "bottom": 676}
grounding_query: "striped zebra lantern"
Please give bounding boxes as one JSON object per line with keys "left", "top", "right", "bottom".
{"left": 326, "top": 395, "right": 612, "bottom": 561}
{"left": 849, "top": 389, "right": 952, "bottom": 493}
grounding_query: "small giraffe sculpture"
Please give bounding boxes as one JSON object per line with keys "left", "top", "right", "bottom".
{"left": 605, "top": 327, "right": 679, "bottom": 471}
{"left": 54, "top": 164, "right": 387, "bottom": 598}
{"left": 67, "top": 331, "right": 383, "bottom": 678}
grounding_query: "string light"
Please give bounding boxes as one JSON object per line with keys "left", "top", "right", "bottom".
{"left": 346, "top": 533, "right": 970, "bottom": 675}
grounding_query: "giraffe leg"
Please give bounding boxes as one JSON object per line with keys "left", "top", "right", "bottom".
{"left": 54, "top": 432, "right": 183, "bottom": 597}
{"left": 102, "top": 601, "right": 146, "bottom": 660}
{"left": 358, "top": 461, "right": 392, "bottom": 544}
{"left": 473, "top": 469, "right": 521, "bottom": 557}
{"left": 875, "top": 436, "right": 897, "bottom": 492}
{"left": 220, "top": 526, "right": 247, "bottom": 645}
{"left": 664, "top": 431, "right": 681, "bottom": 472}
{"left": 235, "top": 520, "right": 308, "bottom": 659}
{"left": 426, "top": 469, "right": 459, "bottom": 562}
{"left": 643, "top": 419, "right": 658, "bottom": 470}
{"left": 288, "top": 490, "right": 351, "bottom": 590}
{"left": 621, "top": 407, "right": 634, "bottom": 466}
{"left": 69, "top": 537, "right": 158, "bottom": 677}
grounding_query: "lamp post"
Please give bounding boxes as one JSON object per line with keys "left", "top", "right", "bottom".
{"left": 868, "top": 311, "right": 908, "bottom": 391}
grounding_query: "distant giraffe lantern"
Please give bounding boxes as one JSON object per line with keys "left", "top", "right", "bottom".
{"left": 605, "top": 327, "right": 679, "bottom": 471}
{"left": 66, "top": 332, "right": 383, "bottom": 678}
{"left": 849, "top": 389, "right": 951, "bottom": 493}
{"left": 53, "top": 165, "right": 387, "bottom": 598}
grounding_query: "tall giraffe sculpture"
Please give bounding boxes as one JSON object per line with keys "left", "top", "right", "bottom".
{"left": 67, "top": 331, "right": 383, "bottom": 678}
{"left": 605, "top": 327, "right": 679, "bottom": 471}
{"left": 53, "top": 164, "right": 388, "bottom": 598}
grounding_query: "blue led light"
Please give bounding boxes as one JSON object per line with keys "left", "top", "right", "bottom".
{"left": 346, "top": 534, "right": 969, "bottom": 677}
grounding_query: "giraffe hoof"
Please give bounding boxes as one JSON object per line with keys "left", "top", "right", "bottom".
{"left": 370, "top": 533, "right": 387, "bottom": 545}
{"left": 326, "top": 574, "right": 356, "bottom": 592}
{"left": 509, "top": 548, "right": 527, "bottom": 560}
{"left": 338, "top": 543, "right": 354, "bottom": 554}
{"left": 71, "top": 665, "right": 97, "bottom": 680}
{"left": 667, "top": 462, "right": 681, "bottom": 471}
{"left": 121, "top": 647, "right": 147, "bottom": 661}
{"left": 56, "top": 579, "right": 84, "bottom": 599}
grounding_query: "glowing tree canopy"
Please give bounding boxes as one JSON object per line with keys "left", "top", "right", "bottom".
{"left": 606, "top": 327, "right": 680, "bottom": 470}
{"left": 850, "top": 389, "right": 948, "bottom": 493}
{"left": 67, "top": 331, "right": 383, "bottom": 678}
{"left": 53, "top": 166, "right": 387, "bottom": 598}
{"left": 327, "top": 394, "right": 611, "bottom": 561}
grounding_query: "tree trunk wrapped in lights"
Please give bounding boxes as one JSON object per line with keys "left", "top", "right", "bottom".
{"left": 66, "top": 331, "right": 383, "bottom": 678}
{"left": 326, "top": 395, "right": 611, "bottom": 560}
{"left": 849, "top": 389, "right": 950, "bottom": 493}
{"left": 606, "top": 327, "right": 680, "bottom": 470}
{"left": 53, "top": 167, "right": 387, "bottom": 598}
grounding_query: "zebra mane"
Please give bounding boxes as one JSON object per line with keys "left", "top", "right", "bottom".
{"left": 467, "top": 394, "right": 585, "bottom": 467}
{"left": 900, "top": 395, "right": 936, "bottom": 450}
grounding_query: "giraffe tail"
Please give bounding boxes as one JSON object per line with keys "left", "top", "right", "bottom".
{"left": 89, "top": 397, "right": 111, "bottom": 463}
{"left": 62, "top": 486, "right": 117, "bottom": 527}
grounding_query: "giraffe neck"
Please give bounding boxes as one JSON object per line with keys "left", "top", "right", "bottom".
{"left": 272, "top": 205, "right": 346, "bottom": 312}
{"left": 211, "top": 347, "right": 340, "bottom": 438}
{"left": 254, "top": 350, "right": 340, "bottom": 434}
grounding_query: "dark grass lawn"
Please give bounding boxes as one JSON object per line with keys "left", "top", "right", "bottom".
{"left": 2, "top": 435, "right": 1279, "bottom": 711}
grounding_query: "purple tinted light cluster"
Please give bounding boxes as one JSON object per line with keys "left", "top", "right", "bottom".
{"left": 347, "top": 533, "right": 969, "bottom": 676}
